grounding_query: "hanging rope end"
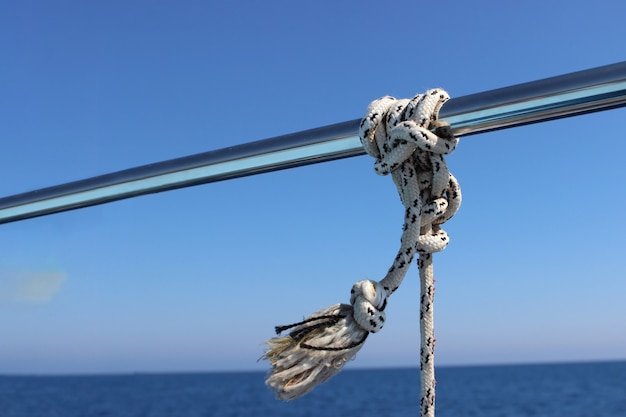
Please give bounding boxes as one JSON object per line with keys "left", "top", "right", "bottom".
{"left": 261, "top": 303, "right": 370, "bottom": 401}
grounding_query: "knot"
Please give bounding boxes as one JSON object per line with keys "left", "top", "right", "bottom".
{"left": 350, "top": 280, "right": 387, "bottom": 333}
{"left": 359, "top": 89, "right": 458, "bottom": 176}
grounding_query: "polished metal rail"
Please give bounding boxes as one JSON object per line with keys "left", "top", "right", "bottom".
{"left": 2, "top": 61, "right": 626, "bottom": 225}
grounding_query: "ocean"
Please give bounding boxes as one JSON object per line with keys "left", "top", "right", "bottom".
{"left": 1, "top": 361, "right": 624, "bottom": 417}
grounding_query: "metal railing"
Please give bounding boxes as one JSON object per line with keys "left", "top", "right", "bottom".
{"left": 2, "top": 61, "right": 626, "bottom": 225}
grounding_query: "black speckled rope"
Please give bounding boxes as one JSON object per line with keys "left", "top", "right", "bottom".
{"left": 360, "top": 89, "right": 462, "bottom": 416}
{"left": 262, "top": 90, "right": 461, "bottom": 410}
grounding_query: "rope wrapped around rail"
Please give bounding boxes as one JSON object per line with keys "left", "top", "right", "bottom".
{"left": 262, "top": 89, "right": 461, "bottom": 416}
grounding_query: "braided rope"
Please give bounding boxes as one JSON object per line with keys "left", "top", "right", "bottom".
{"left": 360, "top": 89, "right": 461, "bottom": 416}
{"left": 263, "top": 90, "right": 461, "bottom": 414}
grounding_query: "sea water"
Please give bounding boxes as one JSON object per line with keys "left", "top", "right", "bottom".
{"left": 1, "top": 361, "right": 624, "bottom": 417}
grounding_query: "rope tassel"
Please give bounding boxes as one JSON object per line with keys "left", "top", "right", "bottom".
{"left": 263, "top": 280, "right": 386, "bottom": 401}
{"left": 263, "top": 89, "right": 461, "bottom": 413}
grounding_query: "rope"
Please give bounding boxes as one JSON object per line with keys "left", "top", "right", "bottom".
{"left": 360, "top": 89, "right": 461, "bottom": 416}
{"left": 262, "top": 89, "right": 461, "bottom": 415}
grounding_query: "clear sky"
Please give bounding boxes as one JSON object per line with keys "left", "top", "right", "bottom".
{"left": 1, "top": 0, "right": 625, "bottom": 375}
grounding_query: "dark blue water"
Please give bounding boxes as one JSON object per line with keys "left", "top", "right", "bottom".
{"left": 1, "top": 361, "right": 625, "bottom": 417}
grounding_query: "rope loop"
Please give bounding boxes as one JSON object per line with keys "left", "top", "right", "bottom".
{"left": 350, "top": 280, "right": 387, "bottom": 333}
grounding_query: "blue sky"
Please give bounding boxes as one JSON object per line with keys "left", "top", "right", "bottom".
{"left": 1, "top": 0, "right": 625, "bottom": 375}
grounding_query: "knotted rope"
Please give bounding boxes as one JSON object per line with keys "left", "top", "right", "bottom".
{"left": 263, "top": 89, "right": 461, "bottom": 416}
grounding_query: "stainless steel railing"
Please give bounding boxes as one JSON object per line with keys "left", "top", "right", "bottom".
{"left": 2, "top": 61, "right": 626, "bottom": 225}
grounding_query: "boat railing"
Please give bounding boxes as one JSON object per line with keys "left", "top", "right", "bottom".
{"left": 2, "top": 61, "right": 626, "bottom": 225}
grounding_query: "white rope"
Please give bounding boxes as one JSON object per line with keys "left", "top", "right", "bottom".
{"left": 263, "top": 89, "right": 461, "bottom": 415}
{"left": 361, "top": 89, "right": 461, "bottom": 416}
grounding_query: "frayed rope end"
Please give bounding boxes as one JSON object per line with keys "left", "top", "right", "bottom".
{"left": 261, "top": 303, "right": 368, "bottom": 401}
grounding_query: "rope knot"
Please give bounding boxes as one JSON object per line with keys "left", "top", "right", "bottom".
{"left": 359, "top": 89, "right": 458, "bottom": 177}
{"left": 350, "top": 280, "right": 387, "bottom": 333}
